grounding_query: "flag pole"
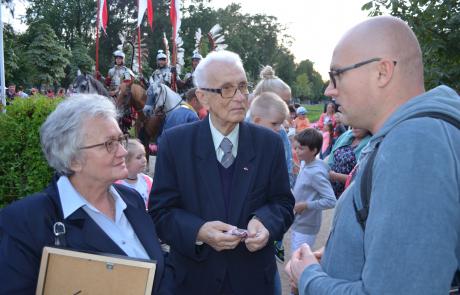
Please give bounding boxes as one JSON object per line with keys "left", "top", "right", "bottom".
{"left": 137, "top": 0, "right": 142, "bottom": 75}
{"left": 169, "top": 0, "right": 177, "bottom": 91}
{"left": 96, "top": 0, "right": 101, "bottom": 73}
{"left": 137, "top": 27, "right": 142, "bottom": 74}
{"left": 95, "top": 0, "right": 100, "bottom": 74}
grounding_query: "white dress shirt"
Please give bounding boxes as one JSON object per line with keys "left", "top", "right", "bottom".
{"left": 209, "top": 115, "right": 239, "bottom": 161}
{"left": 57, "top": 176, "right": 149, "bottom": 259}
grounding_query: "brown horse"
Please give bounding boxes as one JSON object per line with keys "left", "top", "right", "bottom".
{"left": 117, "top": 81, "right": 182, "bottom": 155}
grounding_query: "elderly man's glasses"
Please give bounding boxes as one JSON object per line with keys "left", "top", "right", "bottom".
{"left": 201, "top": 82, "right": 250, "bottom": 99}
{"left": 79, "top": 134, "right": 128, "bottom": 154}
{"left": 328, "top": 58, "right": 397, "bottom": 88}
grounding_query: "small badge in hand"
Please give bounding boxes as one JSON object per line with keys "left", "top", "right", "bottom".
{"left": 226, "top": 228, "right": 248, "bottom": 238}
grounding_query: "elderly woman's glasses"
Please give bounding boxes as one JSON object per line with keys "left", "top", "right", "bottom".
{"left": 201, "top": 82, "right": 251, "bottom": 99}
{"left": 328, "top": 58, "right": 397, "bottom": 88}
{"left": 79, "top": 134, "right": 129, "bottom": 154}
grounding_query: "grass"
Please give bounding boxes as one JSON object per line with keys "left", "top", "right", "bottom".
{"left": 305, "top": 104, "right": 324, "bottom": 123}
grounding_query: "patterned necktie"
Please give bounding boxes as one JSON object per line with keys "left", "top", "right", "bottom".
{"left": 219, "top": 137, "right": 235, "bottom": 168}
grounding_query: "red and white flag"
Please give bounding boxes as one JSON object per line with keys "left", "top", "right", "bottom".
{"left": 98, "top": 0, "right": 108, "bottom": 32}
{"left": 138, "top": 0, "right": 154, "bottom": 29}
{"left": 170, "top": 0, "right": 181, "bottom": 40}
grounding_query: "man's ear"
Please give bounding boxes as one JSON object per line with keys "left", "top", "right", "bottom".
{"left": 195, "top": 89, "right": 209, "bottom": 108}
{"left": 253, "top": 116, "right": 261, "bottom": 124}
{"left": 376, "top": 59, "right": 396, "bottom": 87}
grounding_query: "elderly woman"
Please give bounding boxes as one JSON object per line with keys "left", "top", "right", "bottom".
{"left": 0, "top": 94, "right": 171, "bottom": 294}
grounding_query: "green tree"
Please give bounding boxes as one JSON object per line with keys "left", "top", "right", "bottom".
{"left": 19, "top": 0, "right": 300, "bottom": 87}
{"left": 26, "top": 0, "right": 96, "bottom": 48}
{"left": 295, "top": 59, "right": 326, "bottom": 102}
{"left": 69, "top": 39, "right": 95, "bottom": 77}
{"left": 181, "top": 2, "right": 294, "bottom": 82}
{"left": 26, "top": 22, "right": 71, "bottom": 88}
{"left": 3, "top": 24, "right": 19, "bottom": 84}
{"left": 273, "top": 49, "right": 296, "bottom": 88}
{"left": 4, "top": 25, "right": 37, "bottom": 88}
{"left": 293, "top": 73, "right": 313, "bottom": 101}
{"left": 362, "top": 0, "right": 460, "bottom": 91}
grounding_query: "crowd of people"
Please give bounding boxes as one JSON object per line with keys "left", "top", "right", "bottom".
{"left": 0, "top": 15, "right": 459, "bottom": 295}
{"left": 5, "top": 82, "right": 67, "bottom": 104}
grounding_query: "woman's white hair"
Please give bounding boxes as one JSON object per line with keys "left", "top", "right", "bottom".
{"left": 40, "top": 94, "right": 119, "bottom": 175}
{"left": 193, "top": 50, "right": 245, "bottom": 88}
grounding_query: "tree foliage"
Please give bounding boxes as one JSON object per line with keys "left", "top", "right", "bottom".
{"left": 26, "top": 22, "right": 71, "bottom": 87}
{"left": 293, "top": 59, "right": 326, "bottom": 102}
{"left": 362, "top": 0, "right": 460, "bottom": 91}
{"left": 293, "top": 73, "right": 313, "bottom": 101}
{"left": 5, "top": 0, "right": 324, "bottom": 91}
{"left": 26, "top": 0, "right": 96, "bottom": 48}
{"left": 3, "top": 24, "right": 19, "bottom": 83}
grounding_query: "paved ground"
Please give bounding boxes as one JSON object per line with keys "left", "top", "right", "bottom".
{"left": 277, "top": 208, "right": 334, "bottom": 295}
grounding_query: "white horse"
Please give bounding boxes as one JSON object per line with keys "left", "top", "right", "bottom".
{"left": 143, "top": 81, "right": 183, "bottom": 117}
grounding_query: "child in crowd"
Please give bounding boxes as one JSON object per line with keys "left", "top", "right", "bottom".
{"left": 250, "top": 91, "right": 289, "bottom": 133}
{"left": 291, "top": 128, "right": 336, "bottom": 252}
{"left": 294, "top": 106, "right": 310, "bottom": 133}
{"left": 116, "top": 138, "right": 152, "bottom": 209}
{"left": 288, "top": 128, "right": 300, "bottom": 185}
{"left": 285, "top": 104, "right": 297, "bottom": 132}
{"left": 333, "top": 112, "right": 347, "bottom": 140}
{"left": 250, "top": 91, "right": 290, "bottom": 287}
{"left": 320, "top": 122, "right": 334, "bottom": 159}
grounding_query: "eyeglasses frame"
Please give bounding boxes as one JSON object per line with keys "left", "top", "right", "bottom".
{"left": 328, "top": 58, "right": 397, "bottom": 88}
{"left": 200, "top": 82, "right": 251, "bottom": 99}
{"left": 79, "top": 134, "right": 129, "bottom": 154}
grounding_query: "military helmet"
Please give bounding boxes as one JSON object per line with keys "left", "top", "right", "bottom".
{"left": 192, "top": 51, "right": 202, "bottom": 60}
{"left": 113, "top": 50, "right": 125, "bottom": 59}
{"left": 156, "top": 50, "right": 167, "bottom": 60}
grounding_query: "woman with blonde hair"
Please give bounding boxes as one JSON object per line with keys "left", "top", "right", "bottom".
{"left": 254, "top": 65, "right": 292, "bottom": 103}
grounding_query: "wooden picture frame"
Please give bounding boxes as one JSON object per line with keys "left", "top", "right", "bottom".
{"left": 36, "top": 247, "right": 156, "bottom": 295}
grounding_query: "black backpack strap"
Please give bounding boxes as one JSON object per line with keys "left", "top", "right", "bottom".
{"left": 354, "top": 111, "right": 460, "bottom": 230}
{"left": 353, "top": 142, "right": 380, "bottom": 230}
{"left": 408, "top": 112, "right": 460, "bottom": 129}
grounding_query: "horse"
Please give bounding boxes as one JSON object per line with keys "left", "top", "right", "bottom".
{"left": 72, "top": 72, "right": 109, "bottom": 97}
{"left": 72, "top": 72, "right": 137, "bottom": 134}
{"left": 127, "top": 81, "right": 183, "bottom": 155}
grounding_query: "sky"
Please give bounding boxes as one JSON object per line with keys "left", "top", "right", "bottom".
{"left": 3, "top": 0, "right": 374, "bottom": 80}
{"left": 210, "top": 0, "right": 372, "bottom": 79}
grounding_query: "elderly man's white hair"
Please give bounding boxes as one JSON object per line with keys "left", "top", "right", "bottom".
{"left": 193, "top": 50, "right": 245, "bottom": 88}
{"left": 40, "top": 94, "right": 119, "bottom": 175}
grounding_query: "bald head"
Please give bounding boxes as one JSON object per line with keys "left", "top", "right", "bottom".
{"left": 336, "top": 16, "right": 424, "bottom": 88}
{"left": 326, "top": 16, "right": 426, "bottom": 133}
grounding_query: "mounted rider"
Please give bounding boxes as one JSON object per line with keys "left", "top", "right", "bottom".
{"left": 105, "top": 50, "right": 135, "bottom": 97}
{"left": 149, "top": 50, "right": 172, "bottom": 88}
{"left": 177, "top": 50, "right": 202, "bottom": 94}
